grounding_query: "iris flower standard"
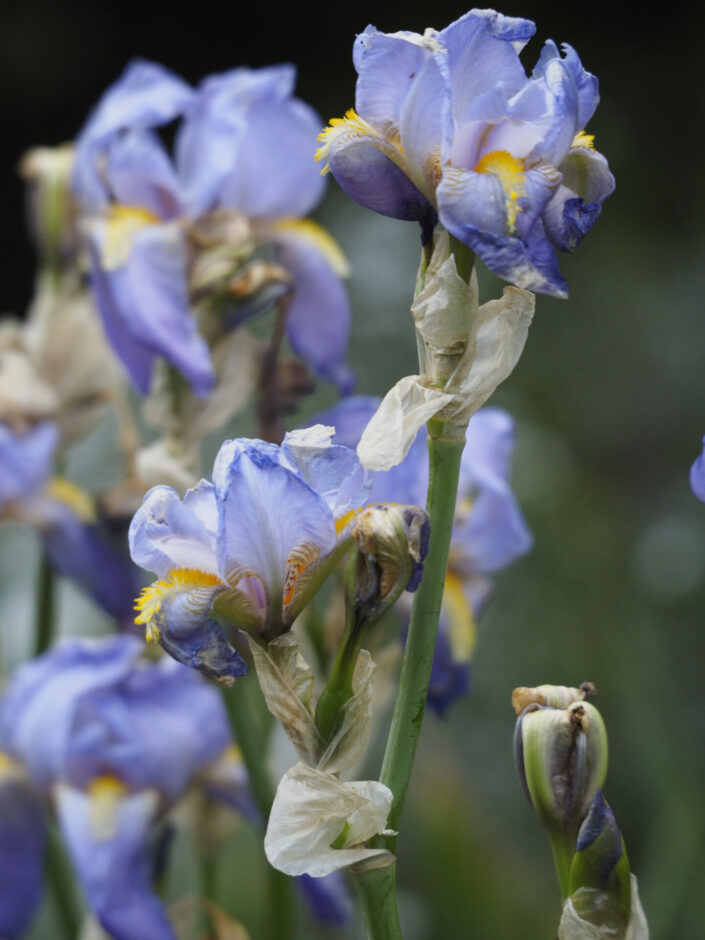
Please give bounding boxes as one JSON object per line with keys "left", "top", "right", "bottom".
{"left": 317, "top": 8, "right": 614, "bottom": 297}
{"left": 129, "top": 426, "right": 371, "bottom": 680}
{"left": 314, "top": 395, "right": 532, "bottom": 713}
{"left": 74, "top": 60, "right": 353, "bottom": 395}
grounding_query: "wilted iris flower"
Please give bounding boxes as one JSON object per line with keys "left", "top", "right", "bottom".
{"left": 0, "top": 421, "right": 139, "bottom": 626}
{"left": 74, "top": 60, "right": 352, "bottom": 395}
{"left": 0, "top": 635, "right": 240, "bottom": 940}
{"left": 317, "top": 9, "right": 614, "bottom": 297}
{"left": 130, "top": 426, "right": 371, "bottom": 680}
{"left": 314, "top": 396, "right": 532, "bottom": 713}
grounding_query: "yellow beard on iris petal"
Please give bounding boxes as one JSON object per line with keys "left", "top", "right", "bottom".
{"left": 134, "top": 568, "right": 223, "bottom": 642}
{"left": 474, "top": 150, "right": 527, "bottom": 233}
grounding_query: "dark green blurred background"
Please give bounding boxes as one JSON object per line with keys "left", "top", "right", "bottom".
{"left": 2, "top": 1, "right": 704, "bottom": 937}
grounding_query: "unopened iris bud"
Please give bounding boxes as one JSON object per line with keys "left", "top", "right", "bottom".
{"left": 350, "top": 504, "right": 430, "bottom": 628}
{"left": 315, "top": 504, "right": 428, "bottom": 745}
{"left": 514, "top": 686, "right": 608, "bottom": 898}
{"left": 567, "top": 791, "right": 632, "bottom": 934}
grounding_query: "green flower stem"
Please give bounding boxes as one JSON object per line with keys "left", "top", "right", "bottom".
{"left": 46, "top": 823, "right": 82, "bottom": 940}
{"left": 352, "top": 862, "right": 403, "bottom": 940}
{"left": 33, "top": 554, "right": 56, "bottom": 657}
{"left": 379, "top": 431, "right": 465, "bottom": 843}
{"left": 549, "top": 831, "right": 575, "bottom": 902}
{"left": 224, "top": 675, "right": 295, "bottom": 940}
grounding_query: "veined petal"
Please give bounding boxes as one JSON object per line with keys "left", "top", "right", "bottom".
{"left": 129, "top": 482, "right": 219, "bottom": 580}
{"left": 437, "top": 164, "right": 568, "bottom": 296}
{"left": 74, "top": 59, "right": 194, "bottom": 211}
{"left": 55, "top": 783, "right": 175, "bottom": 940}
{"left": 270, "top": 225, "right": 354, "bottom": 391}
{"left": 534, "top": 41, "right": 599, "bottom": 135}
{"left": 212, "top": 440, "right": 337, "bottom": 626}
{"left": 105, "top": 129, "right": 183, "bottom": 219}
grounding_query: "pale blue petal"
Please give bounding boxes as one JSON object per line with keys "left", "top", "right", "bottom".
{"left": 176, "top": 65, "right": 294, "bottom": 215}
{"left": 218, "top": 96, "right": 325, "bottom": 221}
{"left": 55, "top": 785, "right": 175, "bottom": 940}
{"left": 0, "top": 777, "right": 46, "bottom": 939}
{"left": 128, "top": 482, "right": 219, "bottom": 579}
{"left": 437, "top": 165, "right": 568, "bottom": 297}
{"left": 156, "top": 604, "right": 247, "bottom": 687}
{"left": 439, "top": 10, "right": 535, "bottom": 132}
{"left": 120, "top": 224, "right": 215, "bottom": 394}
{"left": 74, "top": 60, "right": 194, "bottom": 211}
{"left": 105, "top": 129, "right": 183, "bottom": 219}
{"left": 212, "top": 440, "right": 337, "bottom": 600}
{"left": 281, "top": 426, "right": 371, "bottom": 516}
{"left": 328, "top": 137, "right": 437, "bottom": 231}
{"left": 272, "top": 231, "right": 354, "bottom": 391}
{"left": 353, "top": 26, "right": 429, "bottom": 126}
{"left": 1, "top": 636, "right": 141, "bottom": 789}
{"left": 0, "top": 422, "right": 57, "bottom": 510}
{"left": 691, "top": 437, "right": 705, "bottom": 502}
{"left": 534, "top": 41, "right": 599, "bottom": 133}
{"left": 87, "top": 238, "right": 156, "bottom": 392}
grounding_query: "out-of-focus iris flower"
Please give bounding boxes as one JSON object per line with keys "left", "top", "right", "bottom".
{"left": 0, "top": 635, "right": 243, "bottom": 940}
{"left": 73, "top": 60, "right": 353, "bottom": 395}
{"left": 314, "top": 396, "right": 531, "bottom": 713}
{"left": 316, "top": 9, "right": 614, "bottom": 297}
{"left": 690, "top": 437, "right": 705, "bottom": 502}
{"left": 0, "top": 421, "right": 139, "bottom": 626}
{"left": 129, "top": 426, "right": 371, "bottom": 679}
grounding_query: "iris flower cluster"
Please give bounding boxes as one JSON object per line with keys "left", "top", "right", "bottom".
{"left": 74, "top": 60, "right": 353, "bottom": 396}
{"left": 317, "top": 9, "right": 614, "bottom": 297}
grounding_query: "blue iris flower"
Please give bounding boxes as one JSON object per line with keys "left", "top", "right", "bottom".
{"left": 129, "top": 427, "right": 371, "bottom": 678}
{"left": 314, "top": 396, "right": 532, "bottom": 714}
{"left": 0, "top": 635, "right": 241, "bottom": 940}
{"left": 316, "top": 10, "right": 614, "bottom": 297}
{"left": 0, "top": 421, "right": 139, "bottom": 626}
{"left": 74, "top": 60, "right": 353, "bottom": 395}
{"left": 691, "top": 437, "right": 705, "bottom": 502}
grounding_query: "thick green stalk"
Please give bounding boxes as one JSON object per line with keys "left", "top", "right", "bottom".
{"left": 224, "top": 675, "right": 295, "bottom": 940}
{"left": 549, "top": 831, "right": 575, "bottom": 902}
{"left": 352, "top": 862, "right": 402, "bottom": 940}
{"left": 379, "top": 432, "right": 465, "bottom": 842}
{"left": 33, "top": 554, "right": 56, "bottom": 657}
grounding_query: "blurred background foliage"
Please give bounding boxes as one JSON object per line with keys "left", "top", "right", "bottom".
{"left": 1, "top": 1, "right": 704, "bottom": 937}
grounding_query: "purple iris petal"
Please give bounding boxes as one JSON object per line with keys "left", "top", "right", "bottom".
{"left": 212, "top": 439, "right": 337, "bottom": 597}
{"left": 105, "top": 129, "right": 183, "bottom": 219}
{"left": 0, "top": 422, "right": 58, "bottom": 511}
{"left": 128, "top": 482, "right": 219, "bottom": 581}
{"left": 176, "top": 65, "right": 296, "bottom": 215}
{"left": 272, "top": 231, "right": 354, "bottom": 392}
{"left": 426, "top": 627, "right": 471, "bottom": 718}
{"left": 534, "top": 41, "right": 599, "bottom": 134}
{"left": 74, "top": 60, "right": 195, "bottom": 211}
{"left": 218, "top": 95, "right": 325, "bottom": 221}
{"left": 55, "top": 785, "right": 175, "bottom": 940}
{"left": 280, "top": 427, "right": 371, "bottom": 516}
{"left": 0, "top": 777, "right": 46, "bottom": 939}
{"left": 328, "top": 136, "right": 437, "bottom": 229}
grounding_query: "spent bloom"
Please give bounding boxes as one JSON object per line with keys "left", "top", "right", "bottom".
{"left": 0, "top": 635, "right": 237, "bottom": 940}
{"left": 317, "top": 8, "right": 614, "bottom": 297}
{"left": 129, "top": 426, "right": 371, "bottom": 680}
{"left": 315, "top": 396, "right": 531, "bottom": 713}
{"left": 73, "top": 60, "right": 352, "bottom": 395}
